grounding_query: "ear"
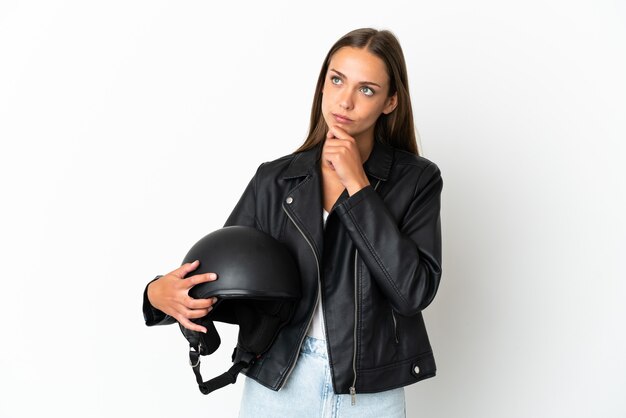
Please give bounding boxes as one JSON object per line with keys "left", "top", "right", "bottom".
{"left": 382, "top": 92, "right": 398, "bottom": 115}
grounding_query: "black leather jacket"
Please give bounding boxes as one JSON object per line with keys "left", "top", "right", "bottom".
{"left": 143, "top": 139, "right": 443, "bottom": 395}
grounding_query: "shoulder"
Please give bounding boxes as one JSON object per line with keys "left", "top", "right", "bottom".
{"left": 260, "top": 152, "right": 298, "bottom": 170}
{"left": 251, "top": 144, "right": 319, "bottom": 182}
{"left": 390, "top": 147, "right": 442, "bottom": 182}
{"left": 385, "top": 146, "right": 443, "bottom": 200}
{"left": 253, "top": 152, "right": 299, "bottom": 179}
{"left": 392, "top": 147, "right": 439, "bottom": 171}
{"left": 246, "top": 148, "right": 314, "bottom": 193}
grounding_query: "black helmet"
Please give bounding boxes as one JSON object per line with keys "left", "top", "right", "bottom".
{"left": 179, "top": 226, "right": 300, "bottom": 395}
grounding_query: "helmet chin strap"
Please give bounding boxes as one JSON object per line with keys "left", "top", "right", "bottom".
{"left": 188, "top": 343, "right": 257, "bottom": 395}
{"left": 180, "top": 297, "right": 297, "bottom": 395}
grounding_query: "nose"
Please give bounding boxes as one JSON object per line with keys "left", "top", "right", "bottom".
{"left": 338, "top": 89, "right": 354, "bottom": 110}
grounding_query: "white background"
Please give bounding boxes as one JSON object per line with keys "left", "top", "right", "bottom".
{"left": 1, "top": 1, "right": 625, "bottom": 417}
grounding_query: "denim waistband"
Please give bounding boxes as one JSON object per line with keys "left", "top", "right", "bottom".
{"left": 300, "top": 336, "right": 327, "bottom": 358}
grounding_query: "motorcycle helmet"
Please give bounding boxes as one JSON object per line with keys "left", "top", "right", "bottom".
{"left": 178, "top": 226, "right": 300, "bottom": 395}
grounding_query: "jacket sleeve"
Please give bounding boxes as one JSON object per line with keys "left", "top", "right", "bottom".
{"left": 142, "top": 164, "right": 262, "bottom": 327}
{"left": 334, "top": 161, "right": 443, "bottom": 316}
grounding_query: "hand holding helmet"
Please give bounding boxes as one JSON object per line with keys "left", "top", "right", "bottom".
{"left": 146, "top": 260, "right": 219, "bottom": 333}
{"left": 176, "top": 226, "right": 301, "bottom": 395}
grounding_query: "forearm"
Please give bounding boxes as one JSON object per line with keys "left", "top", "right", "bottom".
{"left": 335, "top": 164, "right": 443, "bottom": 316}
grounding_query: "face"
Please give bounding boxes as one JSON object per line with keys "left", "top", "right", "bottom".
{"left": 321, "top": 46, "right": 398, "bottom": 143}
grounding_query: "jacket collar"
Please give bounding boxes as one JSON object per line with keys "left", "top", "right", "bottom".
{"left": 282, "top": 139, "right": 394, "bottom": 181}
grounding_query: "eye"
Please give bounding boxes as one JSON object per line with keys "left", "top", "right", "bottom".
{"left": 330, "top": 75, "right": 342, "bottom": 85}
{"left": 360, "top": 86, "right": 375, "bottom": 97}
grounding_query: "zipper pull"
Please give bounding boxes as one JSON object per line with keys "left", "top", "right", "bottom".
{"left": 349, "top": 386, "right": 356, "bottom": 405}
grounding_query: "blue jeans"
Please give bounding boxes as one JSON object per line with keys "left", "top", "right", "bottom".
{"left": 238, "top": 336, "right": 406, "bottom": 418}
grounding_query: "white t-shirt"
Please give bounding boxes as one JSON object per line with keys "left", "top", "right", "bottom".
{"left": 306, "top": 209, "right": 329, "bottom": 340}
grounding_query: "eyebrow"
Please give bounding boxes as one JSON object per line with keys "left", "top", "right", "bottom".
{"left": 329, "top": 68, "right": 382, "bottom": 88}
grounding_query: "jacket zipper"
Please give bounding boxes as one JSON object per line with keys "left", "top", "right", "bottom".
{"left": 350, "top": 179, "right": 381, "bottom": 405}
{"left": 281, "top": 202, "right": 321, "bottom": 388}
{"left": 349, "top": 249, "right": 359, "bottom": 405}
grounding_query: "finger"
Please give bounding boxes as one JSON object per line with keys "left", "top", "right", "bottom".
{"left": 323, "top": 140, "right": 350, "bottom": 155}
{"left": 177, "top": 316, "right": 208, "bottom": 334}
{"left": 323, "top": 142, "right": 350, "bottom": 154}
{"left": 184, "top": 306, "right": 213, "bottom": 319}
{"left": 323, "top": 137, "right": 342, "bottom": 146}
{"left": 186, "top": 296, "right": 218, "bottom": 310}
{"left": 323, "top": 146, "right": 350, "bottom": 161}
{"left": 329, "top": 125, "right": 352, "bottom": 140}
{"left": 180, "top": 305, "right": 213, "bottom": 319}
{"left": 322, "top": 154, "right": 336, "bottom": 170}
{"left": 324, "top": 137, "right": 355, "bottom": 151}
{"left": 172, "top": 260, "right": 200, "bottom": 278}
{"left": 186, "top": 272, "right": 218, "bottom": 287}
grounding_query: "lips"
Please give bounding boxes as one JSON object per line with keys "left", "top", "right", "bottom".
{"left": 332, "top": 113, "right": 353, "bottom": 123}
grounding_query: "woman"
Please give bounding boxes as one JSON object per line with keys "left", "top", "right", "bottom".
{"left": 143, "top": 28, "right": 443, "bottom": 417}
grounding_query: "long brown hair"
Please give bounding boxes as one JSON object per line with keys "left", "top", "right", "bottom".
{"left": 295, "top": 28, "right": 419, "bottom": 156}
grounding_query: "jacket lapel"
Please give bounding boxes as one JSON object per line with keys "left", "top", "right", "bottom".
{"left": 281, "top": 144, "right": 325, "bottom": 261}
